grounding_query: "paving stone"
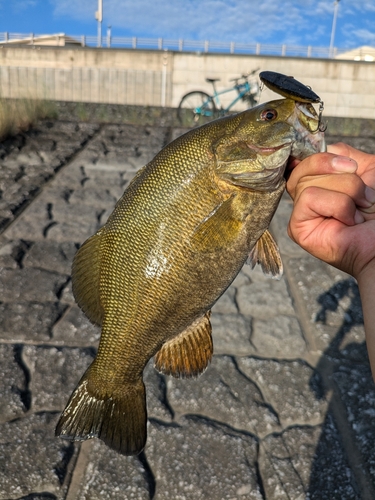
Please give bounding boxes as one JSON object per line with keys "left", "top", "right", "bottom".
{"left": 144, "top": 361, "right": 173, "bottom": 422}
{"left": 0, "top": 238, "right": 30, "bottom": 269}
{"left": 338, "top": 334, "right": 369, "bottom": 362}
{"left": 251, "top": 316, "right": 307, "bottom": 358}
{"left": 84, "top": 161, "right": 133, "bottom": 181}
{"left": 236, "top": 277, "right": 295, "bottom": 319}
{"left": 77, "top": 441, "right": 150, "bottom": 500}
{"left": 0, "top": 344, "right": 26, "bottom": 422}
{"left": 0, "top": 122, "right": 100, "bottom": 235}
{"left": 170, "top": 127, "right": 190, "bottom": 142}
{"left": 146, "top": 416, "right": 264, "bottom": 500}
{"left": 23, "top": 346, "right": 95, "bottom": 412}
{"left": 67, "top": 185, "right": 120, "bottom": 209}
{"left": 48, "top": 163, "right": 97, "bottom": 190}
{"left": 237, "top": 358, "right": 328, "bottom": 426}
{"left": 2, "top": 211, "right": 47, "bottom": 242}
{"left": 81, "top": 124, "right": 167, "bottom": 169}
{"left": 45, "top": 218, "right": 101, "bottom": 244}
{"left": 0, "top": 268, "right": 68, "bottom": 302}
{"left": 211, "top": 286, "right": 238, "bottom": 314}
{"left": 333, "top": 362, "right": 375, "bottom": 480}
{"left": 260, "top": 414, "right": 360, "bottom": 500}
{"left": 166, "top": 356, "right": 280, "bottom": 437}
{"left": 0, "top": 301, "right": 67, "bottom": 342}
{"left": 23, "top": 241, "right": 78, "bottom": 275}
{"left": 270, "top": 194, "right": 308, "bottom": 259}
{"left": 0, "top": 214, "right": 11, "bottom": 232}
{"left": 98, "top": 124, "right": 167, "bottom": 160}
{"left": 287, "top": 257, "right": 365, "bottom": 352}
{"left": 5, "top": 202, "right": 101, "bottom": 242}
{"left": 230, "top": 269, "right": 252, "bottom": 288}
{"left": 52, "top": 305, "right": 100, "bottom": 344}
{"left": 211, "top": 313, "right": 253, "bottom": 355}
{"left": 0, "top": 412, "right": 77, "bottom": 498}
{"left": 59, "top": 280, "right": 75, "bottom": 304}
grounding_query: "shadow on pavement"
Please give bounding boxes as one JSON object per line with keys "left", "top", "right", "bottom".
{"left": 308, "top": 278, "right": 375, "bottom": 499}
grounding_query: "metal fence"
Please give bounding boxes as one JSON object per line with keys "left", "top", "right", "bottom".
{"left": 0, "top": 66, "right": 172, "bottom": 106}
{"left": 0, "top": 32, "right": 348, "bottom": 59}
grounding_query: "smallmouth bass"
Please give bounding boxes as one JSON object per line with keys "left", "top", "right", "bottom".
{"left": 56, "top": 97, "right": 325, "bottom": 455}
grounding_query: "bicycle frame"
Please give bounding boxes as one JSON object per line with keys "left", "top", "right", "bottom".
{"left": 210, "top": 81, "right": 252, "bottom": 112}
{"left": 195, "top": 79, "right": 258, "bottom": 118}
{"left": 177, "top": 70, "right": 260, "bottom": 125}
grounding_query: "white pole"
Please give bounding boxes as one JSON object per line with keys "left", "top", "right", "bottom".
{"left": 95, "top": 0, "right": 103, "bottom": 47}
{"left": 107, "top": 25, "right": 111, "bottom": 47}
{"left": 161, "top": 51, "right": 168, "bottom": 107}
{"left": 329, "top": 0, "right": 340, "bottom": 59}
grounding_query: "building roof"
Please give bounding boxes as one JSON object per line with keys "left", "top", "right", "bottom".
{"left": 0, "top": 33, "right": 82, "bottom": 47}
{"left": 335, "top": 45, "right": 375, "bottom": 61}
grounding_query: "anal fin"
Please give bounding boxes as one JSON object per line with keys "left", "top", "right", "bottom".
{"left": 247, "top": 229, "right": 283, "bottom": 279}
{"left": 154, "top": 312, "right": 213, "bottom": 378}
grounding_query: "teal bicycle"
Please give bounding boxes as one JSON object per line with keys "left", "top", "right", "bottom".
{"left": 178, "top": 68, "right": 260, "bottom": 127}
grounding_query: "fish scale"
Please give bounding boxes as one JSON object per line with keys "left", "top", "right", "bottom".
{"left": 56, "top": 97, "right": 325, "bottom": 455}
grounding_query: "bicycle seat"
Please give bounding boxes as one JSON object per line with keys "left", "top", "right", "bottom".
{"left": 206, "top": 78, "right": 220, "bottom": 83}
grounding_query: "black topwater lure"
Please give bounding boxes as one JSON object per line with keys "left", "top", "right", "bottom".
{"left": 259, "top": 71, "right": 326, "bottom": 131}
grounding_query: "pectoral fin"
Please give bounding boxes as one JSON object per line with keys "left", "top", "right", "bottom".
{"left": 154, "top": 312, "right": 213, "bottom": 378}
{"left": 190, "top": 196, "right": 243, "bottom": 252}
{"left": 247, "top": 230, "right": 283, "bottom": 279}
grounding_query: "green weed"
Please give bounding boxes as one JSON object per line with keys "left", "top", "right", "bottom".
{"left": 0, "top": 97, "right": 57, "bottom": 141}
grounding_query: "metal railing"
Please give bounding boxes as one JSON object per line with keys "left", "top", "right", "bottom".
{"left": 0, "top": 32, "right": 350, "bottom": 59}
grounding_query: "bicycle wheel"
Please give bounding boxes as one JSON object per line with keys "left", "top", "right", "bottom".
{"left": 178, "top": 91, "right": 217, "bottom": 127}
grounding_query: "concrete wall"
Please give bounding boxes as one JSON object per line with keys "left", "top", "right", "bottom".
{"left": 0, "top": 45, "right": 374, "bottom": 118}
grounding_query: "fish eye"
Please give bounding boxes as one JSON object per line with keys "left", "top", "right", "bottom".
{"left": 260, "top": 109, "right": 278, "bottom": 121}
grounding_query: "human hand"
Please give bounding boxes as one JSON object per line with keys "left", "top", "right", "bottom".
{"left": 286, "top": 143, "right": 375, "bottom": 281}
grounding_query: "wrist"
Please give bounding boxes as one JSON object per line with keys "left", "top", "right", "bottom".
{"left": 355, "top": 259, "right": 375, "bottom": 382}
{"left": 356, "top": 259, "right": 375, "bottom": 289}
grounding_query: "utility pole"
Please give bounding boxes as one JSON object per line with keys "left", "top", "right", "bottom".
{"left": 329, "top": 0, "right": 340, "bottom": 58}
{"left": 95, "top": 0, "right": 103, "bottom": 48}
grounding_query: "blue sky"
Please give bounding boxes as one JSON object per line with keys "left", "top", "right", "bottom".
{"left": 0, "top": 1, "right": 375, "bottom": 49}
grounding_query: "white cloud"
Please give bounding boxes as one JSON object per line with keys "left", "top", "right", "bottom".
{"left": 43, "top": 0, "right": 375, "bottom": 48}
{"left": 5, "top": 0, "right": 38, "bottom": 12}
{"left": 352, "top": 28, "right": 375, "bottom": 45}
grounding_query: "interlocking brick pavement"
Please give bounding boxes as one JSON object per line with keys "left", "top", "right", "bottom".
{"left": 0, "top": 118, "right": 374, "bottom": 499}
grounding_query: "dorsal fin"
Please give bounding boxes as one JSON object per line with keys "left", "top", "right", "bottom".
{"left": 247, "top": 230, "right": 283, "bottom": 279}
{"left": 154, "top": 312, "right": 213, "bottom": 378}
{"left": 71, "top": 232, "right": 104, "bottom": 326}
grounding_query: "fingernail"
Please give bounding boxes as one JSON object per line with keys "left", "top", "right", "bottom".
{"left": 354, "top": 210, "right": 365, "bottom": 224}
{"left": 365, "top": 186, "right": 375, "bottom": 204}
{"left": 332, "top": 156, "right": 357, "bottom": 172}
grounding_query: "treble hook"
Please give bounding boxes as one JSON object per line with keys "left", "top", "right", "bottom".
{"left": 318, "top": 101, "right": 327, "bottom": 132}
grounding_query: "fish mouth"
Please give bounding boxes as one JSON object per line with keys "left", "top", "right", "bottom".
{"left": 284, "top": 102, "right": 326, "bottom": 179}
{"left": 285, "top": 133, "right": 326, "bottom": 179}
{"left": 246, "top": 142, "right": 291, "bottom": 155}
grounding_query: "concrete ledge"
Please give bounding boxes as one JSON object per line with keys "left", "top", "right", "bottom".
{"left": 53, "top": 101, "right": 375, "bottom": 137}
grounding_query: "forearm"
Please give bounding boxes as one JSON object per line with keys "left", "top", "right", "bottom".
{"left": 357, "top": 262, "right": 375, "bottom": 381}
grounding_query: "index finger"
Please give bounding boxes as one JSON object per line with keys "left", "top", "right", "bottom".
{"left": 286, "top": 152, "right": 358, "bottom": 200}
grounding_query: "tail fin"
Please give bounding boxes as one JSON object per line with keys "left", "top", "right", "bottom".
{"left": 55, "top": 369, "right": 147, "bottom": 455}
